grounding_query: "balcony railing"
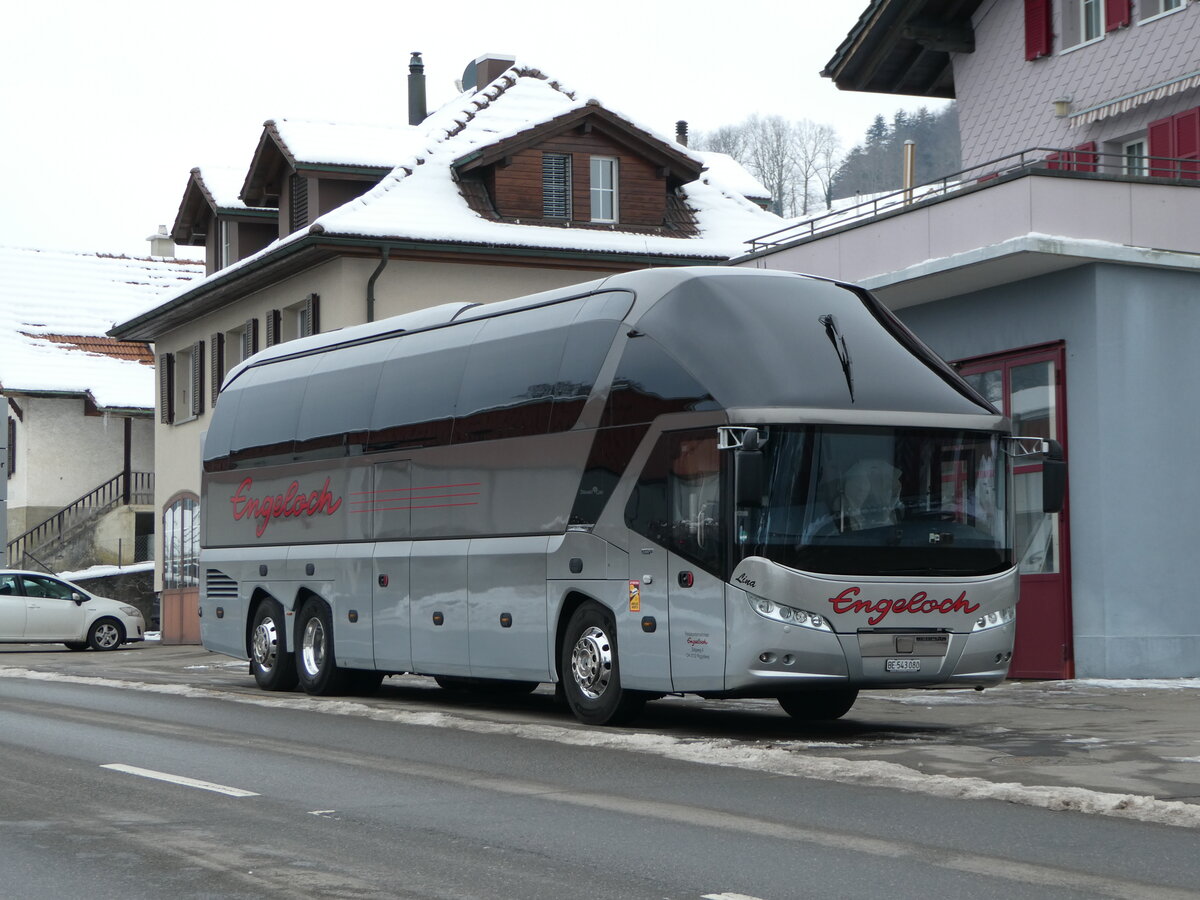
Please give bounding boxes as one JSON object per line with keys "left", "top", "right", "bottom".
{"left": 747, "top": 147, "right": 1200, "bottom": 253}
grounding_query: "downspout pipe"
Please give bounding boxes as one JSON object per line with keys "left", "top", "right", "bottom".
{"left": 366, "top": 246, "right": 390, "bottom": 323}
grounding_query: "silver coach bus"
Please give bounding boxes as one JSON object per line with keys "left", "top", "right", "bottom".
{"left": 199, "top": 268, "right": 1064, "bottom": 725}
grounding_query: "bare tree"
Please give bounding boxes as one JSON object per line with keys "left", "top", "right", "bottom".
{"left": 795, "top": 120, "right": 841, "bottom": 214}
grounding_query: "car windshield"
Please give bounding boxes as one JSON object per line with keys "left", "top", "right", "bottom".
{"left": 737, "top": 426, "right": 1010, "bottom": 577}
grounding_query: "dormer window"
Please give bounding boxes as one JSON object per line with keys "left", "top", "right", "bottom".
{"left": 590, "top": 156, "right": 619, "bottom": 223}
{"left": 542, "top": 153, "right": 571, "bottom": 218}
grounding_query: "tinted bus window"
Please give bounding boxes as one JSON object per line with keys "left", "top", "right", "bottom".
{"left": 602, "top": 336, "right": 716, "bottom": 428}
{"left": 452, "top": 302, "right": 577, "bottom": 444}
{"left": 549, "top": 291, "right": 633, "bottom": 433}
{"left": 227, "top": 354, "right": 322, "bottom": 463}
{"left": 368, "top": 321, "right": 483, "bottom": 452}
{"left": 295, "top": 340, "right": 388, "bottom": 458}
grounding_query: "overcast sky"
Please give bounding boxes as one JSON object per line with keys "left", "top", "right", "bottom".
{"left": 0, "top": 0, "right": 947, "bottom": 258}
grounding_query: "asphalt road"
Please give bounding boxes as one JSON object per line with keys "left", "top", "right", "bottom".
{"left": 1, "top": 646, "right": 1199, "bottom": 899}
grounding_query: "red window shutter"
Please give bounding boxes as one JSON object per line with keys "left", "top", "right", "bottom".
{"left": 1148, "top": 116, "right": 1175, "bottom": 176}
{"left": 1025, "top": 0, "right": 1052, "bottom": 60}
{"left": 1105, "top": 0, "right": 1131, "bottom": 31}
{"left": 1072, "top": 141, "right": 1098, "bottom": 172}
{"left": 1045, "top": 151, "right": 1062, "bottom": 171}
{"left": 1173, "top": 107, "right": 1200, "bottom": 179}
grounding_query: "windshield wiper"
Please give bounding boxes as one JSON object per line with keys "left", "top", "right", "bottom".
{"left": 819, "top": 314, "right": 855, "bottom": 402}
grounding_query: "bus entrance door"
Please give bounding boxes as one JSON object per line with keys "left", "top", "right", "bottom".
{"left": 668, "top": 555, "right": 727, "bottom": 691}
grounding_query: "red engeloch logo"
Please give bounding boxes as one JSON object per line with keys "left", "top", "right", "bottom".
{"left": 828, "top": 586, "right": 980, "bottom": 627}
{"left": 230, "top": 476, "right": 342, "bottom": 537}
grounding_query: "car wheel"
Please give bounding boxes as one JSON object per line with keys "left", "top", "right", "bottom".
{"left": 87, "top": 618, "right": 125, "bottom": 652}
{"left": 778, "top": 689, "right": 859, "bottom": 721}
{"left": 294, "top": 598, "right": 351, "bottom": 696}
{"left": 560, "top": 602, "right": 645, "bottom": 726}
{"left": 250, "top": 599, "right": 298, "bottom": 692}
{"left": 64, "top": 642, "right": 88, "bottom": 651}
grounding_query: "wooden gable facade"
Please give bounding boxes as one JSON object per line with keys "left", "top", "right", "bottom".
{"left": 455, "top": 105, "right": 703, "bottom": 236}
{"left": 171, "top": 168, "right": 278, "bottom": 276}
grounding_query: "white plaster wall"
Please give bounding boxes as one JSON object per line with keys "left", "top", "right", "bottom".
{"left": 954, "top": 0, "right": 1200, "bottom": 167}
{"left": 150, "top": 255, "right": 612, "bottom": 589}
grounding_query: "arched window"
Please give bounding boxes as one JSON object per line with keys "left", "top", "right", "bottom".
{"left": 162, "top": 494, "right": 199, "bottom": 589}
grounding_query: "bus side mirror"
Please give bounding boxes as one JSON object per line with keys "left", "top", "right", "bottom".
{"left": 735, "top": 449, "right": 765, "bottom": 508}
{"left": 1042, "top": 439, "right": 1066, "bottom": 514}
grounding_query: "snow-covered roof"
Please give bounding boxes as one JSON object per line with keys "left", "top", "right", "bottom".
{"left": 124, "top": 61, "right": 783, "bottom": 334}
{"left": 311, "top": 65, "right": 781, "bottom": 258}
{"left": 192, "top": 165, "right": 265, "bottom": 211}
{"left": 268, "top": 117, "right": 428, "bottom": 169}
{"left": 691, "top": 150, "right": 772, "bottom": 201}
{"left": 0, "top": 246, "right": 204, "bottom": 408}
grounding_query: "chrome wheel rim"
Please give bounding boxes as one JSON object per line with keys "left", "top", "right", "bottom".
{"left": 301, "top": 616, "right": 326, "bottom": 678}
{"left": 252, "top": 616, "right": 279, "bottom": 671}
{"left": 94, "top": 622, "right": 120, "bottom": 649}
{"left": 570, "top": 625, "right": 612, "bottom": 700}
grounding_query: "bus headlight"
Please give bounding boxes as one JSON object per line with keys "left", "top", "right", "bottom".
{"left": 972, "top": 606, "right": 1016, "bottom": 632}
{"left": 747, "top": 595, "right": 829, "bottom": 631}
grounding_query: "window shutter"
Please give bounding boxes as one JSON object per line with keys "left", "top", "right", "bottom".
{"left": 1174, "top": 107, "right": 1200, "bottom": 179}
{"left": 542, "top": 152, "right": 571, "bottom": 218}
{"left": 243, "top": 318, "right": 259, "bottom": 357}
{"left": 6, "top": 416, "right": 15, "bottom": 478}
{"left": 1148, "top": 115, "right": 1175, "bottom": 175}
{"left": 1045, "top": 151, "right": 1062, "bottom": 170}
{"left": 1105, "top": 0, "right": 1131, "bottom": 30}
{"left": 159, "top": 353, "right": 175, "bottom": 424}
{"left": 190, "top": 340, "right": 205, "bottom": 418}
{"left": 290, "top": 174, "right": 309, "bottom": 232}
{"left": 1072, "top": 141, "right": 1098, "bottom": 172}
{"left": 210, "top": 332, "right": 224, "bottom": 408}
{"left": 1024, "top": 0, "right": 1052, "bottom": 60}
{"left": 302, "top": 293, "right": 320, "bottom": 337}
{"left": 265, "top": 309, "right": 281, "bottom": 347}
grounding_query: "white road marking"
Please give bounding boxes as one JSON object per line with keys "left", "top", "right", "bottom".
{"left": 308, "top": 809, "right": 338, "bottom": 818}
{"left": 101, "top": 763, "right": 259, "bottom": 797}
{"left": 703, "top": 894, "right": 770, "bottom": 900}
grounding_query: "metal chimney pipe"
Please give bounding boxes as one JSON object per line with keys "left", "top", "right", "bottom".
{"left": 408, "top": 51, "right": 427, "bottom": 126}
{"left": 675, "top": 120, "right": 689, "bottom": 147}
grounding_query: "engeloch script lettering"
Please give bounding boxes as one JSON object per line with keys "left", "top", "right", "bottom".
{"left": 828, "top": 586, "right": 980, "bottom": 626}
{"left": 229, "top": 476, "right": 343, "bottom": 537}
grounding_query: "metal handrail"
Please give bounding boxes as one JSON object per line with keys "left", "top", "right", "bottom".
{"left": 747, "top": 146, "right": 1199, "bottom": 252}
{"left": 5, "top": 471, "right": 154, "bottom": 566}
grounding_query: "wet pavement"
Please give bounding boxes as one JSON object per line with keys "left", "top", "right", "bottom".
{"left": 2, "top": 641, "right": 1198, "bottom": 812}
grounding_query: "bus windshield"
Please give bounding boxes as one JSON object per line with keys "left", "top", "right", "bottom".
{"left": 737, "top": 426, "right": 1010, "bottom": 577}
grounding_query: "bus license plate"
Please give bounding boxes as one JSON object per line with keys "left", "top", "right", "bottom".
{"left": 886, "top": 658, "right": 921, "bottom": 672}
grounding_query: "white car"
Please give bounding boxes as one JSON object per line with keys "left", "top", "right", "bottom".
{"left": 0, "top": 570, "right": 146, "bottom": 651}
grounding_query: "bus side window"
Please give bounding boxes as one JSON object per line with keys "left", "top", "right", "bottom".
{"left": 626, "top": 430, "right": 724, "bottom": 575}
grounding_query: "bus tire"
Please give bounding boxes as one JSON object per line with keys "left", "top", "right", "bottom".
{"left": 560, "top": 602, "right": 645, "bottom": 726}
{"left": 778, "top": 689, "right": 859, "bottom": 721}
{"left": 295, "top": 598, "right": 351, "bottom": 696}
{"left": 250, "top": 599, "right": 298, "bottom": 692}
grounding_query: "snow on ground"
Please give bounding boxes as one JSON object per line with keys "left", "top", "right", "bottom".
{"left": 1, "top": 665, "right": 1197, "bottom": 830}
{"left": 57, "top": 561, "right": 155, "bottom": 582}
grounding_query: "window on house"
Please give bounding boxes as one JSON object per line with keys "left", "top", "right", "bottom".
{"left": 1123, "top": 139, "right": 1148, "bottom": 175}
{"left": 1140, "top": 0, "right": 1184, "bottom": 22}
{"left": 170, "top": 341, "right": 204, "bottom": 422}
{"left": 542, "top": 152, "right": 571, "bottom": 218}
{"left": 219, "top": 220, "right": 233, "bottom": 269}
{"left": 1062, "top": 0, "right": 1103, "bottom": 49}
{"left": 590, "top": 156, "right": 619, "bottom": 223}
{"left": 162, "top": 495, "right": 199, "bottom": 589}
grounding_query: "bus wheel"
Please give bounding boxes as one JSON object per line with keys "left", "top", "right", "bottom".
{"left": 778, "top": 689, "right": 859, "bottom": 721}
{"left": 560, "top": 603, "right": 644, "bottom": 726}
{"left": 295, "top": 598, "right": 351, "bottom": 696}
{"left": 250, "top": 600, "right": 298, "bottom": 692}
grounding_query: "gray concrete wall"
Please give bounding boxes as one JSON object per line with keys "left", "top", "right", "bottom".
{"left": 898, "top": 263, "right": 1200, "bottom": 677}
